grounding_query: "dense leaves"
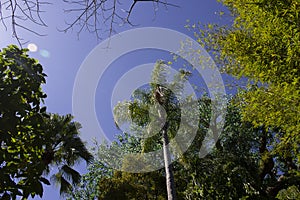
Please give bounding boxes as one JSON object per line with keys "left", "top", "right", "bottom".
{"left": 221, "top": 0, "right": 299, "bottom": 152}
{"left": 67, "top": 133, "right": 167, "bottom": 200}
{"left": 0, "top": 45, "right": 92, "bottom": 199}
{"left": 70, "top": 95, "right": 293, "bottom": 199}
{"left": 191, "top": 0, "right": 300, "bottom": 198}
{"left": 197, "top": 0, "right": 300, "bottom": 158}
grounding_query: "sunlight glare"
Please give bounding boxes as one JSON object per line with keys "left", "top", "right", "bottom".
{"left": 27, "top": 43, "right": 38, "bottom": 52}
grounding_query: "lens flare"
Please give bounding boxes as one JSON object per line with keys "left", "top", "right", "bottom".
{"left": 27, "top": 43, "right": 38, "bottom": 52}
{"left": 39, "top": 49, "right": 50, "bottom": 58}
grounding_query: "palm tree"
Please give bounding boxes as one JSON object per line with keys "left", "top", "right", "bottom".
{"left": 42, "top": 114, "right": 93, "bottom": 195}
{"left": 114, "top": 61, "right": 193, "bottom": 199}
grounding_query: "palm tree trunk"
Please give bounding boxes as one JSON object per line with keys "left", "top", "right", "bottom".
{"left": 155, "top": 85, "right": 176, "bottom": 200}
{"left": 162, "top": 122, "right": 176, "bottom": 200}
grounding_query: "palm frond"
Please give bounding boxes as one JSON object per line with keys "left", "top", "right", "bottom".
{"left": 61, "top": 165, "right": 81, "bottom": 185}
{"left": 51, "top": 172, "right": 72, "bottom": 195}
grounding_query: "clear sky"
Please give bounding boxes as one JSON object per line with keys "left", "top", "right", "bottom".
{"left": 0, "top": 1, "right": 229, "bottom": 199}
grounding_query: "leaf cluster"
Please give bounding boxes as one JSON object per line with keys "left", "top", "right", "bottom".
{"left": 0, "top": 45, "right": 92, "bottom": 199}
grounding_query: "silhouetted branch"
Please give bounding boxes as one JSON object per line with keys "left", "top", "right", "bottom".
{"left": 0, "top": 0, "right": 179, "bottom": 45}
{"left": 0, "top": 0, "right": 50, "bottom": 46}
{"left": 61, "top": 0, "right": 179, "bottom": 40}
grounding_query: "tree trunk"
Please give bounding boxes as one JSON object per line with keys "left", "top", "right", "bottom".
{"left": 162, "top": 122, "right": 176, "bottom": 200}
{"left": 155, "top": 85, "right": 176, "bottom": 200}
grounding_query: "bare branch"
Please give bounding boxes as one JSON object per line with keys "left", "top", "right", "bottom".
{"left": 0, "top": 1, "right": 8, "bottom": 31}
{"left": 0, "top": 0, "right": 50, "bottom": 46}
{"left": 0, "top": 0, "right": 179, "bottom": 46}
{"left": 62, "top": 0, "right": 179, "bottom": 40}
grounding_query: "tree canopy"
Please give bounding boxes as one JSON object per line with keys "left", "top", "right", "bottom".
{"left": 191, "top": 0, "right": 300, "bottom": 197}
{"left": 69, "top": 88, "right": 299, "bottom": 199}
{"left": 69, "top": 60, "right": 299, "bottom": 199}
{"left": 0, "top": 45, "right": 92, "bottom": 199}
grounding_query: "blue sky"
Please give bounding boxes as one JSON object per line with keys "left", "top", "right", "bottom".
{"left": 0, "top": 1, "right": 229, "bottom": 199}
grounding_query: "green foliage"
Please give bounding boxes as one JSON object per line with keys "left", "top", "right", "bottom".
{"left": 198, "top": 0, "right": 300, "bottom": 162}
{"left": 181, "top": 104, "right": 263, "bottom": 199}
{"left": 70, "top": 98, "right": 283, "bottom": 199}
{"left": 114, "top": 61, "right": 193, "bottom": 155}
{"left": 276, "top": 185, "right": 300, "bottom": 200}
{"left": 190, "top": 1, "right": 300, "bottom": 198}
{"left": 70, "top": 95, "right": 298, "bottom": 199}
{"left": 0, "top": 45, "right": 92, "bottom": 199}
{"left": 97, "top": 171, "right": 167, "bottom": 200}
{"left": 69, "top": 62, "right": 262, "bottom": 199}
{"left": 67, "top": 133, "right": 167, "bottom": 200}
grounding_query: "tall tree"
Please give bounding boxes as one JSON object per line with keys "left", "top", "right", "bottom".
{"left": 192, "top": 0, "right": 300, "bottom": 197}
{"left": 153, "top": 83, "right": 177, "bottom": 200}
{"left": 0, "top": 45, "right": 92, "bottom": 199}
{"left": 113, "top": 61, "right": 192, "bottom": 200}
